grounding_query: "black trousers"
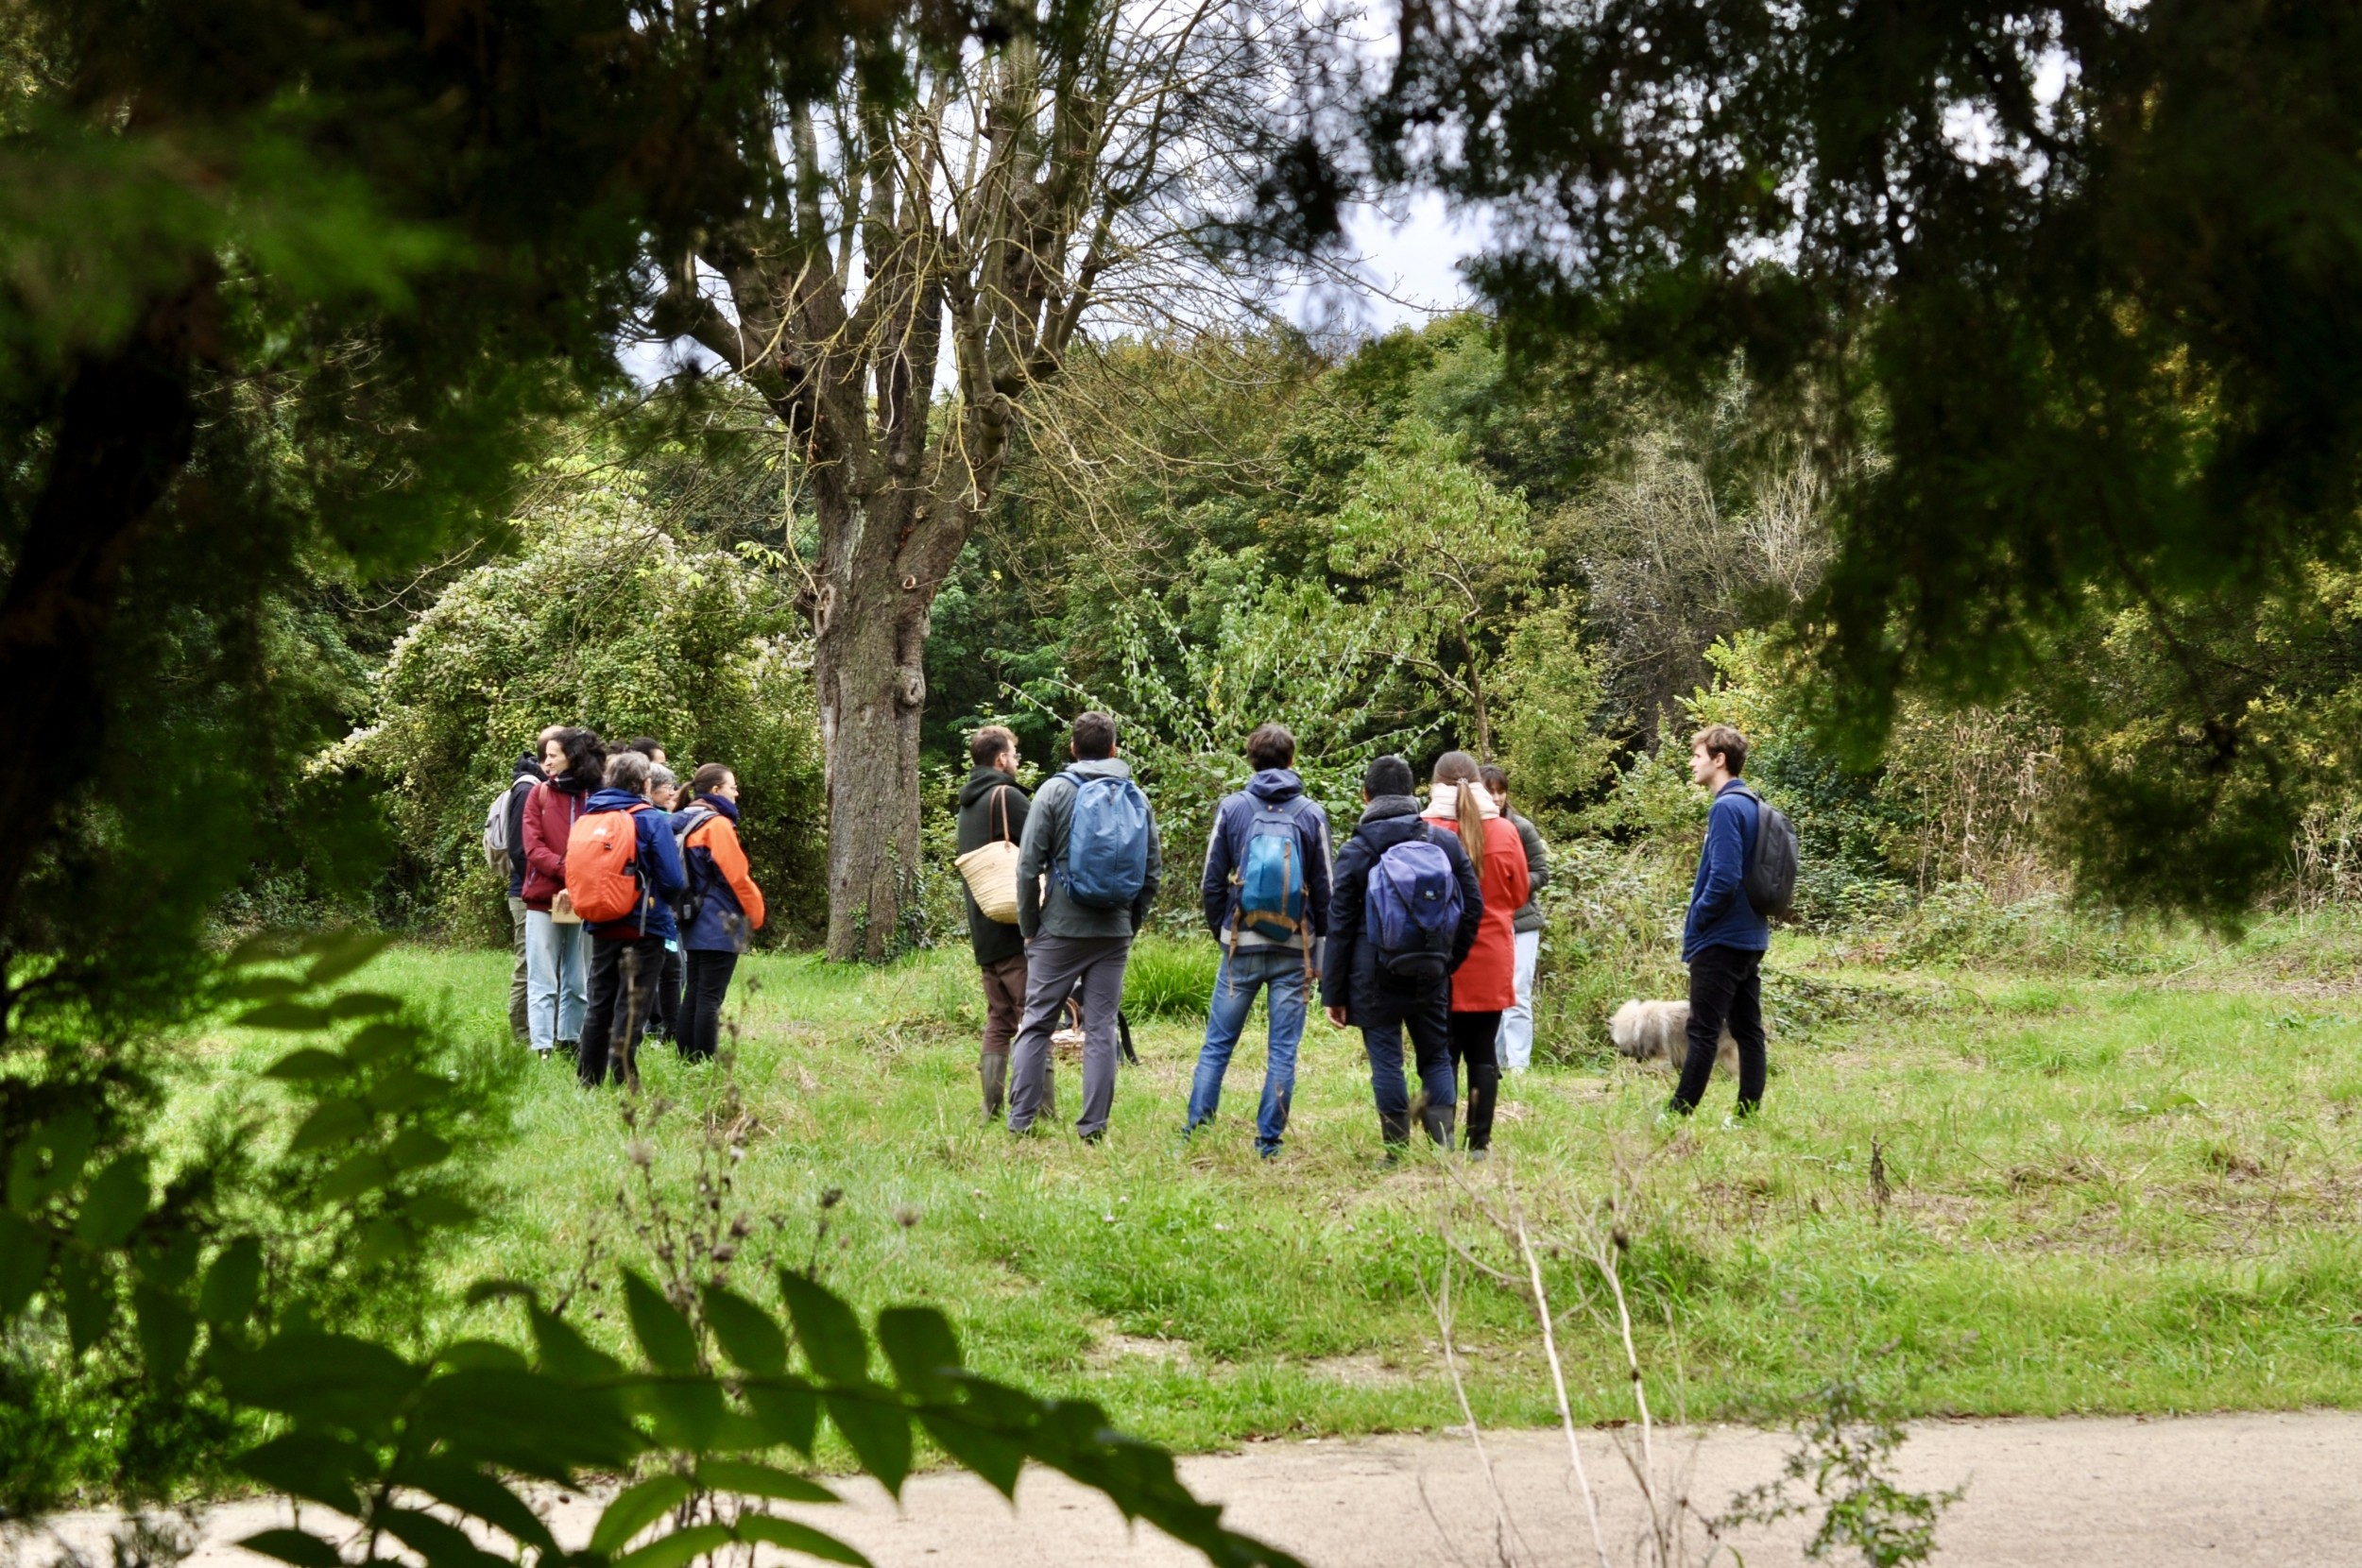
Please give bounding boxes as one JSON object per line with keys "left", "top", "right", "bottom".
{"left": 1448, "top": 1010, "right": 1504, "bottom": 1150}
{"left": 580, "top": 935, "right": 666, "bottom": 1087}
{"left": 676, "top": 949, "right": 739, "bottom": 1064}
{"left": 645, "top": 946, "right": 684, "bottom": 1041}
{"left": 1673, "top": 944, "right": 1768, "bottom": 1115}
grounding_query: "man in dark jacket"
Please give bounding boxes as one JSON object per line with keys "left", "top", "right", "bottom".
{"left": 1007, "top": 711, "right": 1161, "bottom": 1142}
{"left": 574, "top": 749, "right": 689, "bottom": 1090}
{"left": 1184, "top": 723, "right": 1332, "bottom": 1157}
{"left": 1322, "top": 754, "right": 1482, "bottom": 1152}
{"left": 1673, "top": 724, "right": 1772, "bottom": 1120}
{"left": 1481, "top": 763, "right": 1550, "bottom": 1073}
{"left": 955, "top": 725, "right": 1038, "bottom": 1121}
{"left": 503, "top": 736, "right": 554, "bottom": 1045}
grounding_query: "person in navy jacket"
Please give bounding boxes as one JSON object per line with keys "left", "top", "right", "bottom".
{"left": 574, "top": 749, "right": 687, "bottom": 1089}
{"left": 1672, "top": 724, "right": 1772, "bottom": 1119}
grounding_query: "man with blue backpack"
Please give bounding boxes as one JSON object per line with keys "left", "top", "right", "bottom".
{"left": 1321, "top": 754, "right": 1483, "bottom": 1154}
{"left": 1007, "top": 711, "right": 1163, "bottom": 1143}
{"left": 1182, "top": 723, "right": 1333, "bottom": 1158}
{"left": 1669, "top": 723, "right": 1797, "bottom": 1122}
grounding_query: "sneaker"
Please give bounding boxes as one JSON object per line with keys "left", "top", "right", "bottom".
{"left": 532, "top": 1046, "right": 553, "bottom": 1060}
{"left": 1465, "top": 1148, "right": 1490, "bottom": 1163}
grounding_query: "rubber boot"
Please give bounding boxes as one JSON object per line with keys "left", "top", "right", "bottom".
{"left": 981, "top": 1051, "right": 1008, "bottom": 1122}
{"left": 1419, "top": 1102, "right": 1457, "bottom": 1150}
{"left": 1378, "top": 1107, "right": 1411, "bottom": 1147}
{"left": 1465, "top": 1065, "right": 1500, "bottom": 1153}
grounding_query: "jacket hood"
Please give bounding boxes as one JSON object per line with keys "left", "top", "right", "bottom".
{"left": 959, "top": 767, "right": 1019, "bottom": 808}
{"left": 1353, "top": 795, "right": 1429, "bottom": 847}
{"left": 1245, "top": 768, "right": 1303, "bottom": 804}
{"left": 513, "top": 753, "right": 546, "bottom": 783}
{"left": 1062, "top": 758, "right": 1134, "bottom": 782}
{"left": 585, "top": 788, "right": 652, "bottom": 814}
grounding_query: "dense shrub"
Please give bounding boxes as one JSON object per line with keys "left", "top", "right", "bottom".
{"left": 330, "top": 465, "right": 826, "bottom": 944}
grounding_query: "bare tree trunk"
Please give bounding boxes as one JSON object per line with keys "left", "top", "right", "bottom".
{"left": 813, "top": 561, "right": 932, "bottom": 961}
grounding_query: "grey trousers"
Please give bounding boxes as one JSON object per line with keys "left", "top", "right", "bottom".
{"left": 506, "top": 895, "right": 531, "bottom": 1043}
{"left": 1006, "top": 933, "right": 1131, "bottom": 1138}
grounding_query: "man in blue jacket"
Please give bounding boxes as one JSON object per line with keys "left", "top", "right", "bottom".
{"left": 574, "top": 749, "right": 688, "bottom": 1090}
{"left": 1673, "top": 723, "right": 1772, "bottom": 1119}
{"left": 1184, "top": 723, "right": 1333, "bottom": 1158}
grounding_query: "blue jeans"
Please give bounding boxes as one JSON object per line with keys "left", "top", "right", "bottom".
{"left": 1185, "top": 946, "right": 1309, "bottom": 1153}
{"left": 524, "top": 910, "right": 588, "bottom": 1049}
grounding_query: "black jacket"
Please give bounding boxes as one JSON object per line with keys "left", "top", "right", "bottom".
{"left": 505, "top": 753, "right": 545, "bottom": 897}
{"left": 1320, "top": 795, "right": 1483, "bottom": 1023}
{"left": 955, "top": 767, "right": 1030, "bottom": 966}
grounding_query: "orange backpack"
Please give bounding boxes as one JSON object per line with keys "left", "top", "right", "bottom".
{"left": 564, "top": 803, "right": 649, "bottom": 925}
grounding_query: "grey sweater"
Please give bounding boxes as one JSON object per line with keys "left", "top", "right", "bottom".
{"left": 1508, "top": 810, "right": 1550, "bottom": 933}
{"left": 1015, "top": 758, "right": 1163, "bottom": 941}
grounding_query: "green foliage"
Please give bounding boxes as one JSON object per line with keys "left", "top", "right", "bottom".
{"left": 1723, "top": 1378, "right": 1962, "bottom": 1567}
{"left": 0, "top": 930, "right": 513, "bottom": 1508}
{"left": 334, "top": 458, "right": 826, "bottom": 943}
{"left": 3, "top": 941, "right": 1297, "bottom": 1567}
{"left": 1490, "top": 600, "right": 1617, "bottom": 830}
{"left": 1359, "top": 0, "right": 2362, "bottom": 912}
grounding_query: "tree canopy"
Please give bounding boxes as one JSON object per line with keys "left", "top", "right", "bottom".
{"left": 1308, "top": 0, "right": 2362, "bottom": 917}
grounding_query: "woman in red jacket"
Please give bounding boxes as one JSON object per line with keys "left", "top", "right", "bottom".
{"left": 1421, "top": 750, "right": 1531, "bottom": 1157}
{"left": 520, "top": 726, "right": 605, "bottom": 1058}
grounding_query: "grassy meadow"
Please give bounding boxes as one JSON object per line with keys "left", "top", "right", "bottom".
{"left": 172, "top": 917, "right": 2362, "bottom": 1453}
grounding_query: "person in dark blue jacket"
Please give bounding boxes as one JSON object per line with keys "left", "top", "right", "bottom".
{"left": 1321, "top": 754, "right": 1482, "bottom": 1154}
{"left": 574, "top": 749, "right": 688, "bottom": 1089}
{"left": 1184, "top": 723, "right": 1334, "bottom": 1158}
{"left": 1673, "top": 723, "right": 1772, "bottom": 1119}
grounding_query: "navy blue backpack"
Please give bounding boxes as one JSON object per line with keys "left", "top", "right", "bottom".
{"left": 1365, "top": 833, "right": 1462, "bottom": 980}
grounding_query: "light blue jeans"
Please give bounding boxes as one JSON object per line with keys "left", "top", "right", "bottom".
{"left": 1185, "top": 945, "right": 1309, "bottom": 1154}
{"left": 524, "top": 910, "right": 588, "bottom": 1049}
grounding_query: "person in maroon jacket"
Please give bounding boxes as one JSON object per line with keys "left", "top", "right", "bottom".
{"left": 520, "top": 726, "right": 605, "bottom": 1058}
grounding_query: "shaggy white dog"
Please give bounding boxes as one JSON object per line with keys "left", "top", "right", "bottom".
{"left": 1609, "top": 998, "right": 1737, "bottom": 1075}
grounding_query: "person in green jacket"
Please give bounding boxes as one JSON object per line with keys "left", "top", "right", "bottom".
{"left": 955, "top": 725, "right": 1044, "bottom": 1121}
{"left": 1482, "top": 763, "right": 1550, "bottom": 1072}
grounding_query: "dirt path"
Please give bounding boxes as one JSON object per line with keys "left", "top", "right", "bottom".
{"left": 38, "top": 1410, "right": 2362, "bottom": 1567}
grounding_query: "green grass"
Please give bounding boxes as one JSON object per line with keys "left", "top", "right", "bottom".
{"left": 173, "top": 917, "right": 2362, "bottom": 1452}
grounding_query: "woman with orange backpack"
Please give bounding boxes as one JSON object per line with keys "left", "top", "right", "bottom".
{"left": 519, "top": 726, "right": 605, "bottom": 1059}
{"left": 673, "top": 762, "right": 766, "bottom": 1063}
{"left": 568, "top": 749, "right": 688, "bottom": 1088}
{"left": 1420, "top": 750, "right": 1530, "bottom": 1158}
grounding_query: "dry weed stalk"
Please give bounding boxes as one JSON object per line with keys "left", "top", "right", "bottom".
{"left": 1432, "top": 1150, "right": 1732, "bottom": 1568}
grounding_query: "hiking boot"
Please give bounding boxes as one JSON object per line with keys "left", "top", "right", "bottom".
{"left": 1419, "top": 1103, "right": 1457, "bottom": 1150}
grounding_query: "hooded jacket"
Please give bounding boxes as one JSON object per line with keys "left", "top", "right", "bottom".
{"left": 676, "top": 795, "right": 765, "bottom": 953}
{"left": 1507, "top": 810, "right": 1550, "bottom": 935}
{"left": 578, "top": 787, "right": 689, "bottom": 944}
{"left": 520, "top": 770, "right": 594, "bottom": 912}
{"left": 1424, "top": 781, "right": 1530, "bottom": 1013}
{"left": 504, "top": 753, "right": 546, "bottom": 897}
{"left": 955, "top": 767, "right": 1030, "bottom": 966}
{"left": 1684, "top": 780, "right": 1771, "bottom": 960}
{"left": 1320, "top": 795, "right": 1482, "bottom": 1024}
{"left": 1015, "top": 757, "right": 1161, "bottom": 942}
{"left": 1199, "top": 768, "right": 1333, "bottom": 956}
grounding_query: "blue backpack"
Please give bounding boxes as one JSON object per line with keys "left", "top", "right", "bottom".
{"left": 1365, "top": 833, "right": 1462, "bottom": 980}
{"left": 1234, "top": 796, "right": 1315, "bottom": 944}
{"left": 1056, "top": 771, "right": 1152, "bottom": 910}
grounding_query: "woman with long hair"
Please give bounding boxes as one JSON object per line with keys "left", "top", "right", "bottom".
{"left": 1419, "top": 750, "right": 1530, "bottom": 1155}
{"left": 519, "top": 726, "right": 607, "bottom": 1058}
{"left": 673, "top": 762, "right": 766, "bottom": 1063}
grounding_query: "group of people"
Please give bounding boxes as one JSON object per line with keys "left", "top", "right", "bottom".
{"left": 950, "top": 710, "right": 1741, "bottom": 1160}
{"left": 489, "top": 730, "right": 766, "bottom": 1088}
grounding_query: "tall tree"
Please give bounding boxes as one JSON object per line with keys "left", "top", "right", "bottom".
{"left": 662, "top": 0, "right": 1301, "bottom": 959}
{"left": 1325, "top": 0, "right": 2362, "bottom": 915}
